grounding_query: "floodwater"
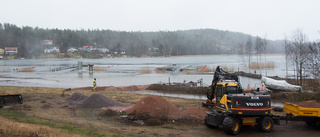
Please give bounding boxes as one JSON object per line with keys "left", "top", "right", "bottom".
{"left": 0, "top": 55, "right": 287, "bottom": 88}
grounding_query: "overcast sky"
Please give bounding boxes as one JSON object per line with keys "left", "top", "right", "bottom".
{"left": 1, "top": 0, "right": 320, "bottom": 41}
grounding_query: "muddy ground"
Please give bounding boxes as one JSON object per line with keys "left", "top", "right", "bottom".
{"left": 1, "top": 86, "right": 320, "bottom": 137}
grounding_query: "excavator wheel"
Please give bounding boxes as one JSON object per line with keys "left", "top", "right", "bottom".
{"left": 256, "top": 116, "right": 274, "bottom": 132}
{"left": 305, "top": 120, "right": 319, "bottom": 127}
{"left": 204, "top": 114, "right": 219, "bottom": 129}
{"left": 222, "top": 116, "right": 241, "bottom": 135}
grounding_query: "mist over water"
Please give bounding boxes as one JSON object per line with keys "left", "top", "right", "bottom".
{"left": 0, "top": 55, "right": 286, "bottom": 88}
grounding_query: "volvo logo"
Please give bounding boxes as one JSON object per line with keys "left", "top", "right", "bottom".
{"left": 246, "top": 102, "right": 263, "bottom": 106}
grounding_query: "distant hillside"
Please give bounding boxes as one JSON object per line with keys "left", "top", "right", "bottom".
{"left": 0, "top": 23, "right": 283, "bottom": 58}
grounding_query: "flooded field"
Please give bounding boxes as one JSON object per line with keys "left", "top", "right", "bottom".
{"left": 0, "top": 55, "right": 286, "bottom": 88}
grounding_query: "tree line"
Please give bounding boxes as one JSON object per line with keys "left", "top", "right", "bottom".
{"left": 0, "top": 23, "right": 283, "bottom": 58}
{"left": 238, "top": 36, "right": 268, "bottom": 72}
{"left": 238, "top": 28, "right": 320, "bottom": 88}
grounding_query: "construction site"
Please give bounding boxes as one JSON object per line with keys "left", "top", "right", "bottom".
{"left": 1, "top": 56, "right": 320, "bottom": 136}
{"left": 1, "top": 83, "right": 320, "bottom": 137}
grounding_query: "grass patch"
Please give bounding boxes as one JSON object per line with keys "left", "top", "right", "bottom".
{"left": 139, "top": 66, "right": 152, "bottom": 74}
{"left": 0, "top": 109, "right": 108, "bottom": 137}
{"left": 250, "top": 61, "right": 275, "bottom": 69}
{"left": 0, "top": 115, "right": 79, "bottom": 137}
{"left": 200, "top": 65, "right": 236, "bottom": 73}
{"left": 91, "top": 66, "right": 107, "bottom": 71}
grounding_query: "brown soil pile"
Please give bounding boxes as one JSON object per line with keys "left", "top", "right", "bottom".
{"left": 125, "top": 95, "right": 181, "bottom": 117}
{"left": 297, "top": 100, "right": 320, "bottom": 108}
{"left": 72, "top": 85, "right": 149, "bottom": 91}
{"left": 66, "top": 92, "right": 88, "bottom": 105}
{"left": 180, "top": 107, "right": 209, "bottom": 119}
{"left": 69, "top": 93, "right": 128, "bottom": 109}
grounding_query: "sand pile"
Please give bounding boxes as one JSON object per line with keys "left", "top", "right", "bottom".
{"left": 125, "top": 95, "right": 181, "bottom": 116}
{"left": 297, "top": 100, "right": 320, "bottom": 108}
{"left": 180, "top": 107, "right": 209, "bottom": 119}
{"left": 67, "top": 93, "right": 127, "bottom": 109}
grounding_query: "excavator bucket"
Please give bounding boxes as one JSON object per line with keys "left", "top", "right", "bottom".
{"left": 202, "top": 100, "right": 215, "bottom": 107}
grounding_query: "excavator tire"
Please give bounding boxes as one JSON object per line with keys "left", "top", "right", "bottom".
{"left": 204, "top": 114, "right": 218, "bottom": 129}
{"left": 222, "top": 116, "right": 241, "bottom": 135}
{"left": 305, "top": 120, "right": 319, "bottom": 127}
{"left": 256, "top": 116, "right": 274, "bottom": 132}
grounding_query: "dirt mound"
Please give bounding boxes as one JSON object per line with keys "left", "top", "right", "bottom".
{"left": 180, "top": 107, "right": 209, "bottom": 119}
{"left": 62, "top": 92, "right": 88, "bottom": 106}
{"left": 71, "top": 94, "right": 128, "bottom": 109}
{"left": 297, "top": 100, "right": 320, "bottom": 108}
{"left": 125, "top": 95, "right": 181, "bottom": 117}
{"left": 66, "top": 92, "right": 88, "bottom": 102}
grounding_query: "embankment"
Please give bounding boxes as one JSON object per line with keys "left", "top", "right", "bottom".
{"left": 146, "top": 84, "right": 208, "bottom": 95}
{"left": 270, "top": 92, "right": 320, "bottom": 102}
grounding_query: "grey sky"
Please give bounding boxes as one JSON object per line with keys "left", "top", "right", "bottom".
{"left": 1, "top": 0, "right": 320, "bottom": 41}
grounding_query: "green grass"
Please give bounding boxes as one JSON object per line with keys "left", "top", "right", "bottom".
{"left": 0, "top": 109, "right": 117, "bottom": 137}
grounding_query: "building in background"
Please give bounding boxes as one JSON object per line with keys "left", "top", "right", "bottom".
{"left": 5, "top": 47, "right": 18, "bottom": 55}
{"left": 41, "top": 40, "right": 53, "bottom": 48}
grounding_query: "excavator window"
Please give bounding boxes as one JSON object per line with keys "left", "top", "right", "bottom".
{"left": 216, "top": 85, "right": 223, "bottom": 101}
{"left": 226, "top": 86, "right": 238, "bottom": 94}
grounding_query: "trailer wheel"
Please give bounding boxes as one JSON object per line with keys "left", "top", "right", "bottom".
{"left": 222, "top": 116, "right": 241, "bottom": 135}
{"left": 256, "top": 116, "right": 274, "bottom": 132}
{"left": 305, "top": 120, "right": 318, "bottom": 127}
{"left": 204, "top": 114, "right": 218, "bottom": 128}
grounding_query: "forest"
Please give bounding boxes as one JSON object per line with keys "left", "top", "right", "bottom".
{"left": 0, "top": 23, "right": 283, "bottom": 58}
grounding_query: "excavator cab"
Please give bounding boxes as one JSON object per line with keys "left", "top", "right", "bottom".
{"left": 203, "top": 66, "right": 242, "bottom": 107}
{"left": 216, "top": 82, "right": 238, "bottom": 102}
{"left": 215, "top": 80, "right": 243, "bottom": 111}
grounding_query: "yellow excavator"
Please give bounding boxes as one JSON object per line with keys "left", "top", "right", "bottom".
{"left": 203, "top": 66, "right": 279, "bottom": 135}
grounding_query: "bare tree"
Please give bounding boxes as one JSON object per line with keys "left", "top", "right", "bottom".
{"left": 283, "top": 36, "right": 291, "bottom": 78}
{"left": 285, "top": 29, "right": 309, "bottom": 86}
{"left": 246, "top": 37, "right": 253, "bottom": 72}
{"left": 307, "top": 42, "right": 320, "bottom": 83}
{"left": 255, "top": 36, "right": 264, "bottom": 72}
{"left": 238, "top": 37, "right": 254, "bottom": 72}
